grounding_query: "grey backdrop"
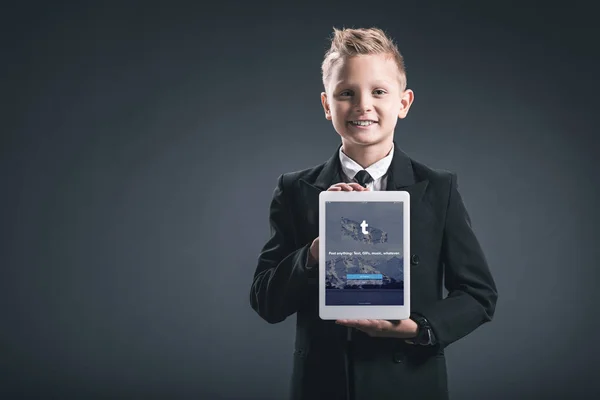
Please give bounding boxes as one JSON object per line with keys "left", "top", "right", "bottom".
{"left": 2, "top": 1, "right": 599, "bottom": 399}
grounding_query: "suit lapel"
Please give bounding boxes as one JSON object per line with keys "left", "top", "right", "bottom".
{"left": 385, "top": 144, "right": 431, "bottom": 250}
{"left": 299, "top": 145, "right": 343, "bottom": 237}
{"left": 301, "top": 143, "right": 345, "bottom": 193}
{"left": 385, "top": 143, "right": 429, "bottom": 202}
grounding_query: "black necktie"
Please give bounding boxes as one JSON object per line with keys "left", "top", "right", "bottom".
{"left": 353, "top": 170, "right": 373, "bottom": 187}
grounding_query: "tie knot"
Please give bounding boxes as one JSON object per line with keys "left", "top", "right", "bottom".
{"left": 353, "top": 170, "right": 373, "bottom": 187}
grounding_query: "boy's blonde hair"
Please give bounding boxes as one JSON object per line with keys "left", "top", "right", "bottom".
{"left": 321, "top": 27, "right": 407, "bottom": 92}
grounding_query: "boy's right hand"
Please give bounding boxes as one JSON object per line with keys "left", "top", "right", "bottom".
{"left": 308, "top": 182, "right": 369, "bottom": 264}
{"left": 324, "top": 182, "right": 370, "bottom": 192}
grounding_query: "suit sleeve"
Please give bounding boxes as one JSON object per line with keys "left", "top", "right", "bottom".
{"left": 415, "top": 173, "right": 498, "bottom": 348}
{"left": 249, "top": 174, "right": 317, "bottom": 324}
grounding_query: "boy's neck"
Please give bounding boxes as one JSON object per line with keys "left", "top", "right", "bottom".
{"left": 341, "top": 139, "right": 394, "bottom": 169}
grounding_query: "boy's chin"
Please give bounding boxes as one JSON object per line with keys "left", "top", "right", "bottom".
{"left": 339, "top": 131, "right": 390, "bottom": 147}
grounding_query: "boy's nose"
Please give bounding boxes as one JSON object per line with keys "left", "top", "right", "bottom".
{"left": 354, "top": 96, "right": 373, "bottom": 113}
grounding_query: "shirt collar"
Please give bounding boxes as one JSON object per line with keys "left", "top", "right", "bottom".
{"left": 338, "top": 144, "right": 394, "bottom": 182}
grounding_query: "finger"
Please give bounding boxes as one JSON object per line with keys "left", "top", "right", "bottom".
{"left": 337, "top": 320, "right": 376, "bottom": 329}
{"left": 355, "top": 320, "right": 390, "bottom": 333}
{"left": 336, "top": 319, "right": 357, "bottom": 326}
{"left": 328, "top": 182, "right": 368, "bottom": 191}
{"left": 332, "top": 183, "right": 360, "bottom": 191}
{"left": 337, "top": 183, "right": 355, "bottom": 191}
{"left": 327, "top": 186, "right": 343, "bottom": 191}
{"left": 365, "top": 320, "right": 385, "bottom": 331}
{"left": 336, "top": 319, "right": 358, "bottom": 327}
{"left": 346, "top": 183, "right": 367, "bottom": 191}
{"left": 370, "top": 319, "right": 394, "bottom": 330}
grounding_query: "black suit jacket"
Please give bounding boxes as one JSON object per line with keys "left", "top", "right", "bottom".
{"left": 250, "top": 142, "right": 498, "bottom": 400}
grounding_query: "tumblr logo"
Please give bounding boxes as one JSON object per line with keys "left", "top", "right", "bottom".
{"left": 360, "top": 220, "right": 369, "bottom": 234}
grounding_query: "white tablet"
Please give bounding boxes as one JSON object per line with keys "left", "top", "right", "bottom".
{"left": 319, "top": 190, "right": 410, "bottom": 320}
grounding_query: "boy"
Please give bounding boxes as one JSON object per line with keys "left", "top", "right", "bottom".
{"left": 250, "top": 27, "right": 498, "bottom": 400}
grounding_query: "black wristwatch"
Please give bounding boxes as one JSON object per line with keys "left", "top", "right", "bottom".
{"left": 408, "top": 314, "right": 436, "bottom": 346}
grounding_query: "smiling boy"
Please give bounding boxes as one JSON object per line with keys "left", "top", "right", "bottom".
{"left": 250, "top": 27, "right": 498, "bottom": 400}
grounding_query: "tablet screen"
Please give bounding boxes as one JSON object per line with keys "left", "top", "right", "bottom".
{"left": 325, "top": 201, "right": 405, "bottom": 306}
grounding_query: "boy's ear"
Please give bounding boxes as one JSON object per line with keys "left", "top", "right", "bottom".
{"left": 398, "top": 89, "right": 415, "bottom": 119}
{"left": 321, "top": 92, "right": 332, "bottom": 120}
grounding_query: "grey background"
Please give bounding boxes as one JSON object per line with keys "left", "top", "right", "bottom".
{"left": 2, "top": 1, "right": 598, "bottom": 399}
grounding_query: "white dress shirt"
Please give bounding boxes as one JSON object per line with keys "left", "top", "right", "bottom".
{"left": 338, "top": 145, "right": 394, "bottom": 191}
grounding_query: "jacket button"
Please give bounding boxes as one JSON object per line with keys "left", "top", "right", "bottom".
{"left": 392, "top": 352, "right": 404, "bottom": 363}
{"left": 411, "top": 254, "right": 420, "bottom": 265}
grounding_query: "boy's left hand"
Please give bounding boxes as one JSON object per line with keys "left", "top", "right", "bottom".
{"left": 335, "top": 318, "right": 418, "bottom": 339}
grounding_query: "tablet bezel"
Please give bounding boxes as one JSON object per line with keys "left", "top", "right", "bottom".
{"left": 318, "top": 190, "right": 410, "bottom": 320}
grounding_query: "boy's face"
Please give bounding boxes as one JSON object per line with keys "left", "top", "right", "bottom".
{"left": 321, "top": 54, "right": 414, "bottom": 149}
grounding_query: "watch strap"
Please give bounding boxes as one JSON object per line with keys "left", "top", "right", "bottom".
{"left": 408, "top": 313, "right": 437, "bottom": 346}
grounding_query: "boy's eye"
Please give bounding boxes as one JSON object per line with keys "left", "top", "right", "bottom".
{"left": 338, "top": 89, "right": 386, "bottom": 96}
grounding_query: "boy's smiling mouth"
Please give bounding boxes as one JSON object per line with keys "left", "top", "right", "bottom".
{"left": 349, "top": 120, "right": 377, "bottom": 127}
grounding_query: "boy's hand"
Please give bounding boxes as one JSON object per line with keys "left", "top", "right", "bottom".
{"left": 308, "top": 182, "right": 369, "bottom": 264}
{"left": 335, "top": 319, "right": 419, "bottom": 339}
{"left": 326, "top": 182, "right": 370, "bottom": 192}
